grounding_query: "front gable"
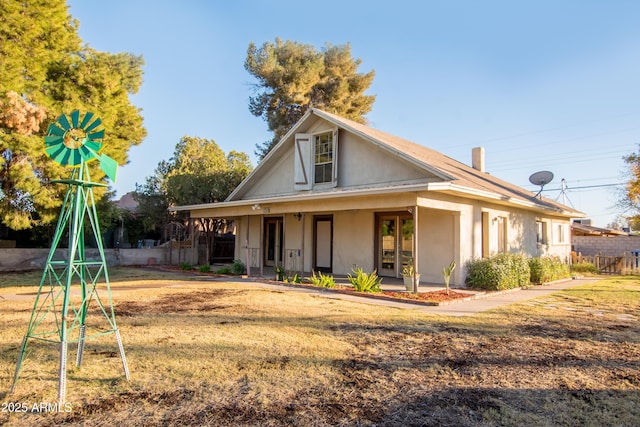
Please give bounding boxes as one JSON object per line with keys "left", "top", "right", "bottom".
{"left": 230, "top": 112, "right": 444, "bottom": 201}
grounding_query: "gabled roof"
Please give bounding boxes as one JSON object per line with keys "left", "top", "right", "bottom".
{"left": 178, "top": 108, "right": 584, "bottom": 217}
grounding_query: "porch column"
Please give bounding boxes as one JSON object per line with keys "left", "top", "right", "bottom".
{"left": 301, "top": 213, "right": 305, "bottom": 276}
{"left": 244, "top": 215, "right": 250, "bottom": 277}
{"left": 259, "top": 215, "right": 264, "bottom": 277}
{"left": 413, "top": 205, "right": 419, "bottom": 294}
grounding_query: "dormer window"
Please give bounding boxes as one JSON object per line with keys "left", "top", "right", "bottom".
{"left": 314, "top": 132, "right": 333, "bottom": 184}
{"left": 294, "top": 129, "right": 338, "bottom": 190}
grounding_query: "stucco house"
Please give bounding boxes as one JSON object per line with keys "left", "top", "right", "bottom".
{"left": 172, "top": 109, "right": 583, "bottom": 286}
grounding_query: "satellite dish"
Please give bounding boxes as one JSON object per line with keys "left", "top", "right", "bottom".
{"left": 529, "top": 170, "right": 554, "bottom": 198}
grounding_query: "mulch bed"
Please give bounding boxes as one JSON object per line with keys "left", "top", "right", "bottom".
{"left": 146, "top": 266, "right": 481, "bottom": 306}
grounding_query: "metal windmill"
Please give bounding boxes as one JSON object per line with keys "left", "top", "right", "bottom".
{"left": 10, "top": 110, "right": 130, "bottom": 403}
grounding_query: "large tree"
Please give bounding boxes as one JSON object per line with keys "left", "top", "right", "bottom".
{"left": 135, "top": 136, "right": 252, "bottom": 262}
{"left": 245, "top": 38, "right": 376, "bottom": 159}
{"left": 620, "top": 147, "right": 640, "bottom": 231}
{"left": 0, "top": 0, "right": 146, "bottom": 230}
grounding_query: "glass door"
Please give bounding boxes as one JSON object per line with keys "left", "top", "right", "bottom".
{"left": 378, "top": 214, "right": 413, "bottom": 277}
{"left": 264, "top": 218, "right": 283, "bottom": 267}
{"left": 379, "top": 216, "right": 397, "bottom": 277}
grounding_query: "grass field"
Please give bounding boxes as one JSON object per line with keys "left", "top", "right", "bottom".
{"left": 0, "top": 268, "right": 638, "bottom": 426}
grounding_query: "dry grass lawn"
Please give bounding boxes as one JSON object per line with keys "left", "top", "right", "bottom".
{"left": 0, "top": 268, "right": 638, "bottom": 426}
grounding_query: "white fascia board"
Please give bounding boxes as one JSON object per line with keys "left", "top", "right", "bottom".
{"left": 441, "top": 183, "right": 584, "bottom": 217}
{"left": 170, "top": 183, "right": 433, "bottom": 212}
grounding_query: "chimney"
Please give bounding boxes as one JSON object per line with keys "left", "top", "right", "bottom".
{"left": 472, "top": 147, "right": 485, "bottom": 172}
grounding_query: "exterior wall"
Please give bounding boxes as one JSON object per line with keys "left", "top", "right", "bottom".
{"left": 0, "top": 247, "right": 171, "bottom": 272}
{"left": 419, "top": 207, "right": 457, "bottom": 284}
{"left": 332, "top": 210, "right": 375, "bottom": 273}
{"left": 573, "top": 235, "right": 640, "bottom": 256}
{"left": 337, "top": 131, "right": 429, "bottom": 187}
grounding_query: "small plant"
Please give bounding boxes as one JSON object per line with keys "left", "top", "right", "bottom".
{"left": 348, "top": 266, "right": 382, "bottom": 293}
{"left": 215, "top": 267, "right": 231, "bottom": 274}
{"left": 198, "top": 264, "right": 211, "bottom": 273}
{"left": 231, "top": 259, "right": 246, "bottom": 275}
{"left": 284, "top": 272, "right": 303, "bottom": 284}
{"left": 274, "top": 266, "right": 285, "bottom": 281}
{"left": 180, "top": 262, "right": 193, "bottom": 271}
{"left": 442, "top": 260, "right": 456, "bottom": 295}
{"left": 402, "top": 260, "right": 414, "bottom": 277}
{"left": 309, "top": 270, "right": 336, "bottom": 288}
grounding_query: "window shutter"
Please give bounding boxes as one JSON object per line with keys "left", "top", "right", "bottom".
{"left": 331, "top": 128, "right": 339, "bottom": 187}
{"left": 294, "top": 133, "right": 312, "bottom": 190}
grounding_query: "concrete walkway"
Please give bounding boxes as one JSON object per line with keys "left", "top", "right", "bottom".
{"left": 243, "top": 276, "right": 602, "bottom": 316}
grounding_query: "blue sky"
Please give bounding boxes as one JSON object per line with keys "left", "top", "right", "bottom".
{"left": 66, "top": 0, "right": 640, "bottom": 227}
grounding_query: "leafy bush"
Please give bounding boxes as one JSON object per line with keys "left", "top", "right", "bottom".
{"left": 465, "top": 253, "right": 530, "bottom": 290}
{"left": 308, "top": 270, "right": 336, "bottom": 288}
{"left": 198, "top": 264, "right": 211, "bottom": 273}
{"left": 215, "top": 267, "right": 231, "bottom": 274}
{"left": 571, "top": 261, "right": 598, "bottom": 275}
{"left": 348, "top": 266, "right": 382, "bottom": 293}
{"left": 529, "top": 255, "right": 570, "bottom": 284}
{"left": 180, "top": 262, "right": 193, "bottom": 271}
{"left": 231, "top": 259, "right": 246, "bottom": 275}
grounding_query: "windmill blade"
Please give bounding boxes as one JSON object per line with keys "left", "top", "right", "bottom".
{"left": 79, "top": 111, "right": 94, "bottom": 129}
{"left": 88, "top": 129, "right": 105, "bottom": 141}
{"left": 84, "top": 117, "right": 102, "bottom": 133}
{"left": 70, "top": 110, "right": 80, "bottom": 128}
{"left": 57, "top": 114, "right": 71, "bottom": 131}
{"left": 44, "top": 135, "right": 63, "bottom": 148}
{"left": 47, "top": 123, "right": 66, "bottom": 137}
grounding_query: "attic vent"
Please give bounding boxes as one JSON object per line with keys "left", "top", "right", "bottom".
{"left": 472, "top": 147, "right": 485, "bottom": 172}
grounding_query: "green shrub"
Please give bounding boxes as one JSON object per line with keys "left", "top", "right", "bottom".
{"left": 529, "top": 255, "right": 570, "bottom": 284}
{"left": 308, "top": 270, "right": 336, "bottom": 288}
{"left": 215, "top": 267, "right": 231, "bottom": 274}
{"left": 231, "top": 259, "right": 246, "bottom": 275}
{"left": 348, "top": 266, "right": 382, "bottom": 293}
{"left": 198, "top": 264, "right": 211, "bottom": 273}
{"left": 571, "top": 261, "right": 598, "bottom": 275}
{"left": 180, "top": 262, "right": 193, "bottom": 271}
{"left": 465, "top": 253, "right": 530, "bottom": 290}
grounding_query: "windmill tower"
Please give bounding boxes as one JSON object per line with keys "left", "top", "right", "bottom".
{"left": 10, "top": 110, "right": 130, "bottom": 403}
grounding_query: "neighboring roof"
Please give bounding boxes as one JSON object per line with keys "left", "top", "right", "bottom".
{"left": 115, "top": 192, "right": 138, "bottom": 211}
{"left": 571, "top": 222, "right": 627, "bottom": 236}
{"left": 176, "top": 108, "right": 585, "bottom": 217}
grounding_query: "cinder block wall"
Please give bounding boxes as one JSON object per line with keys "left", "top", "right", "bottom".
{"left": 0, "top": 247, "right": 188, "bottom": 272}
{"left": 572, "top": 235, "right": 640, "bottom": 256}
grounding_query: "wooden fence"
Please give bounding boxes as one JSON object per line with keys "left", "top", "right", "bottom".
{"left": 572, "top": 251, "right": 640, "bottom": 275}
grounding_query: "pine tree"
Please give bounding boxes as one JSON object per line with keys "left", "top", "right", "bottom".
{"left": 245, "top": 38, "right": 375, "bottom": 159}
{"left": 0, "top": 0, "right": 146, "bottom": 230}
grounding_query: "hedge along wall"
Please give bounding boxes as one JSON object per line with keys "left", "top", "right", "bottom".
{"left": 0, "top": 247, "right": 179, "bottom": 272}
{"left": 572, "top": 235, "right": 640, "bottom": 256}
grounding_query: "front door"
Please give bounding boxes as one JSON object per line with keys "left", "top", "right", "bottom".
{"left": 377, "top": 214, "right": 413, "bottom": 278}
{"left": 314, "top": 216, "right": 333, "bottom": 272}
{"left": 264, "top": 217, "right": 283, "bottom": 267}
